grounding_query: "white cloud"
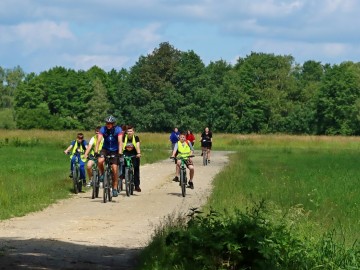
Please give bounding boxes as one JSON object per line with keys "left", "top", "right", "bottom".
{"left": 66, "top": 54, "right": 130, "bottom": 71}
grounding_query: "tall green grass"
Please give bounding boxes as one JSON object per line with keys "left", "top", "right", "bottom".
{"left": 207, "top": 147, "right": 360, "bottom": 242}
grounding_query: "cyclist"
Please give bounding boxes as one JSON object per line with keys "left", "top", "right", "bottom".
{"left": 201, "top": 127, "right": 212, "bottom": 163}
{"left": 171, "top": 132, "right": 195, "bottom": 189}
{"left": 64, "top": 133, "right": 88, "bottom": 186}
{"left": 121, "top": 125, "right": 142, "bottom": 192}
{"left": 84, "top": 126, "right": 103, "bottom": 187}
{"left": 95, "top": 115, "right": 123, "bottom": 197}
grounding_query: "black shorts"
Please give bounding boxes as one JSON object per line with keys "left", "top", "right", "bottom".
{"left": 201, "top": 142, "right": 212, "bottom": 149}
{"left": 100, "top": 149, "right": 119, "bottom": 165}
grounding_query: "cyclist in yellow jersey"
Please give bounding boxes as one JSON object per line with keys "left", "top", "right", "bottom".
{"left": 171, "top": 132, "right": 195, "bottom": 189}
{"left": 84, "top": 126, "right": 104, "bottom": 186}
{"left": 64, "top": 133, "right": 88, "bottom": 186}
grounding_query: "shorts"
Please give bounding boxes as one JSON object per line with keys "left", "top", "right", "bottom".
{"left": 201, "top": 142, "right": 212, "bottom": 149}
{"left": 100, "top": 149, "right": 119, "bottom": 165}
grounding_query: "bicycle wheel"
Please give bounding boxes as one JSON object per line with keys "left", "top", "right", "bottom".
{"left": 203, "top": 150, "right": 207, "bottom": 166}
{"left": 72, "top": 166, "right": 79, "bottom": 194}
{"left": 129, "top": 169, "right": 134, "bottom": 195}
{"left": 91, "top": 169, "right": 98, "bottom": 199}
{"left": 180, "top": 168, "right": 186, "bottom": 197}
{"left": 103, "top": 170, "right": 109, "bottom": 203}
{"left": 125, "top": 167, "right": 130, "bottom": 197}
{"left": 95, "top": 170, "right": 100, "bottom": 198}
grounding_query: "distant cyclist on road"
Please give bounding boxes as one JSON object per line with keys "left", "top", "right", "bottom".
{"left": 171, "top": 132, "right": 195, "bottom": 189}
{"left": 64, "top": 133, "right": 88, "bottom": 186}
{"left": 84, "top": 126, "right": 103, "bottom": 187}
{"left": 122, "top": 125, "right": 142, "bottom": 192}
{"left": 201, "top": 127, "right": 212, "bottom": 163}
{"left": 95, "top": 115, "right": 123, "bottom": 197}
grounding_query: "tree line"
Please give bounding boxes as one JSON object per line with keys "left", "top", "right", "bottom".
{"left": 2, "top": 42, "right": 360, "bottom": 135}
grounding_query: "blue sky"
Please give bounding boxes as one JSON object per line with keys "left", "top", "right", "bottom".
{"left": 1, "top": 0, "right": 359, "bottom": 74}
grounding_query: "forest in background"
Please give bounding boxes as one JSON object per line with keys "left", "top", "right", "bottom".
{"left": 1, "top": 42, "right": 360, "bottom": 135}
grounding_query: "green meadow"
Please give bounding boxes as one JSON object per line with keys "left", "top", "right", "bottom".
{"left": 0, "top": 130, "right": 359, "bottom": 268}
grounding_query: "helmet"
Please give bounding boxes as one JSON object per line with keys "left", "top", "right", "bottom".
{"left": 125, "top": 143, "right": 134, "bottom": 151}
{"left": 105, "top": 115, "right": 116, "bottom": 123}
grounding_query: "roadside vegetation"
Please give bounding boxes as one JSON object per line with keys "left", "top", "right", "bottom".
{"left": 0, "top": 130, "right": 359, "bottom": 268}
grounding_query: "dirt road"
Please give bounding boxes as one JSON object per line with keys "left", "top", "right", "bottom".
{"left": 0, "top": 151, "right": 229, "bottom": 269}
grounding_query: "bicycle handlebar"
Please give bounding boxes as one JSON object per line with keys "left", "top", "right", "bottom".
{"left": 170, "top": 155, "right": 195, "bottom": 160}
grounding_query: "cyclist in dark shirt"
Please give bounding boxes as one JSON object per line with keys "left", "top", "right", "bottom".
{"left": 95, "top": 115, "right": 123, "bottom": 197}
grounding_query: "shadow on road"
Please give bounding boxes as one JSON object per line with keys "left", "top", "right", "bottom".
{"left": 0, "top": 238, "right": 140, "bottom": 270}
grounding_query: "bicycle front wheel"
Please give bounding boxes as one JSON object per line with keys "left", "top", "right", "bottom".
{"left": 92, "top": 169, "right": 99, "bottom": 199}
{"left": 125, "top": 167, "right": 130, "bottom": 197}
{"left": 180, "top": 168, "right": 186, "bottom": 197}
{"left": 103, "top": 171, "right": 109, "bottom": 203}
{"left": 129, "top": 169, "right": 134, "bottom": 195}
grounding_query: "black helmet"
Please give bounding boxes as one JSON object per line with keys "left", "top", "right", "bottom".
{"left": 105, "top": 115, "right": 116, "bottom": 123}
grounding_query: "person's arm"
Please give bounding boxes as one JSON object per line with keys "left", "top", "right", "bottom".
{"left": 118, "top": 132, "right": 123, "bottom": 155}
{"left": 84, "top": 137, "right": 95, "bottom": 158}
{"left": 135, "top": 136, "right": 141, "bottom": 157}
{"left": 64, "top": 141, "right": 74, "bottom": 154}
{"left": 171, "top": 143, "right": 178, "bottom": 157}
{"left": 95, "top": 133, "right": 103, "bottom": 154}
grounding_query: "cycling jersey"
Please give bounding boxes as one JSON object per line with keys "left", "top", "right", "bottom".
{"left": 99, "top": 126, "right": 123, "bottom": 151}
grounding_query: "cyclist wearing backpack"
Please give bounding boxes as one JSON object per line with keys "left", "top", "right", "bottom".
{"left": 95, "top": 115, "right": 123, "bottom": 197}
{"left": 171, "top": 132, "right": 195, "bottom": 189}
{"left": 64, "top": 133, "right": 88, "bottom": 186}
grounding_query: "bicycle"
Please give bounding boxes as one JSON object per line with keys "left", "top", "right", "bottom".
{"left": 88, "top": 156, "right": 100, "bottom": 199}
{"left": 67, "top": 152, "right": 83, "bottom": 194}
{"left": 102, "top": 154, "right": 117, "bottom": 203}
{"left": 170, "top": 155, "right": 194, "bottom": 197}
{"left": 123, "top": 155, "right": 137, "bottom": 196}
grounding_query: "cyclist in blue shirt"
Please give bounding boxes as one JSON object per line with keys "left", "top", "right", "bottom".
{"left": 95, "top": 115, "right": 123, "bottom": 197}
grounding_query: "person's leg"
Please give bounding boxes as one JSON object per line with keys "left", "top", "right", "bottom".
{"left": 111, "top": 163, "right": 118, "bottom": 189}
{"left": 189, "top": 165, "right": 194, "bottom": 180}
{"left": 87, "top": 160, "right": 93, "bottom": 179}
{"left": 133, "top": 157, "right": 141, "bottom": 191}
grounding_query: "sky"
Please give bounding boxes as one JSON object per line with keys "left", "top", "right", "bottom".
{"left": 1, "top": 0, "right": 360, "bottom": 74}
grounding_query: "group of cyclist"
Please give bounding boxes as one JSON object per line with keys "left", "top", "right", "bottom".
{"left": 64, "top": 115, "right": 213, "bottom": 196}
{"left": 169, "top": 126, "right": 213, "bottom": 190}
{"left": 64, "top": 115, "right": 142, "bottom": 197}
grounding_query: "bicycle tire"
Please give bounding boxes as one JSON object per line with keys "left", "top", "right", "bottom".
{"left": 125, "top": 167, "right": 130, "bottom": 197}
{"left": 72, "top": 166, "right": 79, "bottom": 194}
{"left": 129, "top": 169, "right": 134, "bottom": 195}
{"left": 95, "top": 170, "right": 100, "bottom": 198}
{"left": 91, "top": 169, "right": 97, "bottom": 199}
{"left": 108, "top": 170, "right": 113, "bottom": 202}
{"left": 180, "top": 168, "right": 186, "bottom": 197}
{"left": 103, "top": 170, "right": 109, "bottom": 203}
{"left": 203, "top": 150, "right": 207, "bottom": 166}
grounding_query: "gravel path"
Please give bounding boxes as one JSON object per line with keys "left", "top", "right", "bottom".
{"left": 0, "top": 151, "right": 230, "bottom": 269}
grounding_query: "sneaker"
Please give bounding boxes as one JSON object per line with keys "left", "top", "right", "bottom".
{"left": 82, "top": 179, "right": 86, "bottom": 187}
{"left": 201, "top": 152, "right": 203, "bottom": 156}
{"left": 112, "top": 189, "right": 118, "bottom": 197}
{"left": 188, "top": 181, "right": 194, "bottom": 189}
{"left": 135, "top": 186, "right": 142, "bottom": 192}
{"left": 172, "top": 176, "right": 179, "bottom": 182}
{"left": 87, "top": 180, "right": 93, "bottom": 187}
{"left": 208, "top": 160, "right": 210, "bottom": 164}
